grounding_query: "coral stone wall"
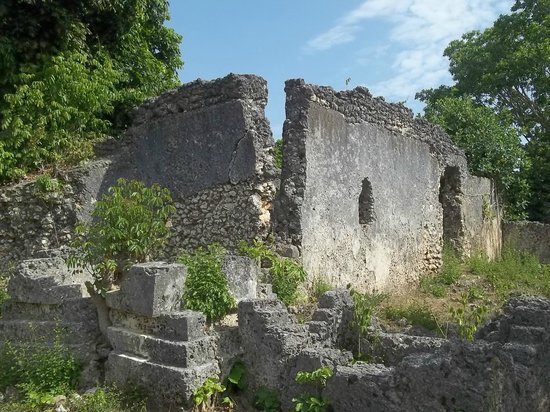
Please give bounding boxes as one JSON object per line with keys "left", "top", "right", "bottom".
{"left": 0, "top": 74, "right": 277, "bottom": 268}
{"left": 275, "top": 79, "right": 499, "bottom": 291}
{"left": 503, "top": 221, "right": 550, "bottom": 263}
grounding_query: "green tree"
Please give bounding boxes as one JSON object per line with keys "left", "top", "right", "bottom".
{"left": 418, "top": 0, "right": 549, "bottom": 221}
{"left": 423, "top": 95, "right": 530, "bottom": 219}
{"left": 0, "top": 0, "right": 182, "bottom": 182}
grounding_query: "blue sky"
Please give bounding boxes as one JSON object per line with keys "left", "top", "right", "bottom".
{"left": 168, "top": 0, "right": 512, "bottom": 138}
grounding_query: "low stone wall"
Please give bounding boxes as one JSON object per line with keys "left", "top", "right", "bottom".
{"left": 240, "top": 292, "right": 550, "bottom": 411}
{"left": 503, "top": 221, "right": 550, "bottom": 263}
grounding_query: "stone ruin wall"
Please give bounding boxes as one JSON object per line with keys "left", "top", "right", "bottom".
{"left": 275, "top": 79, "right": 501, "bottom": 291}
{"left": 0, "top": 74, "right": 277, "bottom": 270}
{"left": 503, "top": 221, "right": 550, "bottom": 263}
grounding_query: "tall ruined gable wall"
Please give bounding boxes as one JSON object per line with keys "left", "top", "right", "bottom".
{"left": 275, "top": 79, "right": 497, "bottom": 291}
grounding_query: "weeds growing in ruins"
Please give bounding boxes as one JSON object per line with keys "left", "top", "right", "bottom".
{"left": 384, "top": 304, "right": 443, "bottom": 335}
{"left": 192, "top": 377, "right": 233, "bottom": 412}
{"left": 449, "top": 290, "right": 489, "bottom": 340}
{"left": 0, "top": 330, "right": 80, "bottom": 407}
{"left": 292, "top": 366, "right": 333, "bottom": 412}
{"left": 469, "top": 246, "right": 550, "bottom": 300}
{"left": 179, "top": 244, "right": 236, "bottom": 323}
{"left": 239, "top": 241, "right": 306, "bottom": 306}
{"left": 254, "top": 386, "right": 281, "bottom": 411}
{"left": 67, "top": 178, "right": 176, "bottom": 294}
{"left": 350, "top": 289, "right": 387, "bottom": 356}
{"left": 273, "top": 139, "right": 283, "bottom": 169}
{"left": 420, "top": 244, "right": 462, "bottom": 297}
{"left": 0, "top": 275, "right": 8, "bottom": 315}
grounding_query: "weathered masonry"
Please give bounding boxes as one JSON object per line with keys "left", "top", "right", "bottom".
{"left": 0, "top": 73, "right": 501, "bottom": 292}
{"left": 274, "top": 80, "right": 501, "bottom": 290}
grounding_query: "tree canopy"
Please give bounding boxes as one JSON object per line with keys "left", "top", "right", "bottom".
{"left": 418, "top": 0, "right": 549, "bottom": 221}
{"left": 0, "top": 0, "right": 182, "bottom": 182}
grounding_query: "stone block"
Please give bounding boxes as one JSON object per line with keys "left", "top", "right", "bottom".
{"left": 109, "top": 309, "right": 206, "bottom": 341}
{"left": 107, "top": 327, "right": 217, "bottom": 368}
{"left": 222, "top": 254, "right": 258, "bottom": 301}
{"left": 105, "top": 262, "right": 186, "bottom": 317}
{"left": 105, "top": 352, "right": 219, "bottom": 410}
{"left": 7, "top": 255, "right": 90, "bottom": 304}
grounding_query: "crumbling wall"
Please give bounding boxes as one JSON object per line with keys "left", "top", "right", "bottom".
{"left": 0, "top": 74, "right": 277, "bottom": 269}
{"left": 239, "top": 292, "right": 550, "bottom": 411}
{"left": 275, "top": 80, "right": 499, "bottom": 290}
{"left": 503, "top": 221, "right": 550, "bottom": 263}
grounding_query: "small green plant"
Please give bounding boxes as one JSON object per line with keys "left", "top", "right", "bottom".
{"left": 192, "top": 377, "right": 231, "bottom": 412}
{"left": 179, "top": 244, "right": 236, "bottom": 323}
{"left": 254, "top": 386, "right": 281, "bottom": 411}
{"left": 273, "top": 139, "right": 283, "bottom": 169}
{"left": 239, "top": 241, "right": 306, "bottom": 306}
{"left": 35, "top": 173, "right": 62, "bottom": 195}
{"left": 481, "top": 194, "right": 496, "bottom": 220}
{"left": 311, "top": 277, "right": 332, "bottom": 300}
{"left": 226, "top": 360, "right": 247, "bottom": 391}
{"left": 67, "top": 178, "right": 175, "bottom": 294}
{"left": 350, "top": 289, "right": 386, "bottom": 356}
{"left": 0, "top": 331, "right": 80, "bottom": 407}
{"left": 295, "top": 367, "right": 333, "bottom": 387}
{"left": 292, "top": 367, "right": 333, "bottom": 412}
{"left": 420, "top": 244, "right": 463, "bottom": 297}
{"left": 449, "top": 291, "right": 488, "bottom": 340}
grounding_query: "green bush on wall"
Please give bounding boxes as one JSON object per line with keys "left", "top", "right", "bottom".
{"left": 67, "top": 178, "right": 176, "bottom": 294}
{"left": 179, "top": 244, "right": 236, "bottom": 323}
{"left": 239, "top": 240, "right": 306, "bottom": 307}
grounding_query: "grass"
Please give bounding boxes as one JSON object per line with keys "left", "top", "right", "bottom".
{"left": 384, "top": 304, "right": 442, "bottom": 334}
{"left": 379, "top": 245, "right": 549, "bottom": 337}
{"left": 0, "top": 387, "right": 147, "bottom": 412}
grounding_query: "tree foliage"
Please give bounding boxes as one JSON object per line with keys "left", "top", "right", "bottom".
{"left": 424, "top": 95, "right": 530, "bottom": 219}
{"left": 418, "top": 0, "right": 549, "bottom": 221}
{"left": 0, "top": 0, "right": 182, "bottom": 182}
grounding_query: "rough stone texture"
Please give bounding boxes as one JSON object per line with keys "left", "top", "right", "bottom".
{"left": 0, "top": 254, "right": 104, "bottom": 387}
{"left": 0, "top": 74, "right": 277, "bottom": 270}
{"left": 104, "top": 262, "right": 220, "bottom": 411}
{"left": 238, "top": 292, "right": 550, "bottom": 412}
{"left": 275, "top": 79, "right": 499, "bottom": 291}
{"left": 105, "top": 262, "right": 186, "bottom": 317}
{"left": 323, "top": 296, "right": 550, "bottom": 412}
{"left": 222, "top": 254, "right": 259, "bottom": 301}
{"left": 238, "top": 289, "right": 355, "bottom": 406}
{"left": 503, "top": 221, "right": 550, "bottom": 263}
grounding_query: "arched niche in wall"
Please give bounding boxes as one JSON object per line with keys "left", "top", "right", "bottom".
{"left": 439, "top": 166, "right": 463, "bottom": 249}
{"left": 359, "top": 177, "right": 375, "bottom": 225}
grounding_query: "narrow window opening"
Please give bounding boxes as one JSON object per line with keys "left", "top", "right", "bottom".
{"left": 359, "top": 178, "right": 375, "bottom": 225}
{"left": 439, "top": 166, "right": 463, "bottom": 247}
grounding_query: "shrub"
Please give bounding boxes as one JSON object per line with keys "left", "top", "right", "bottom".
{"left": 350, "top": 289, "right": 387, "bottom": 355}
{"left": 0, "top": 332, "right": 80, "bottom": 407}
{"left": 192, "top": 376, "right": 229, "bottom": 412}
{"left": 449, "top": 291, "right": 488, "bottom": 340}
{"left": 273, "top": 139, "right": 283, "bottom": 169}
{"left": 67, "top": 178, "right": 175, "bottom": 294}
{"left": 179, "top": 245, "right": 236, "bottom": 323}
{"left": 239, "top": 241, "right": 306, "bottom": 306}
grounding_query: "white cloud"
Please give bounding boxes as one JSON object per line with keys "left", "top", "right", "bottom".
{"left": 305, "top": 0, "right": 513, "bottom": 101}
